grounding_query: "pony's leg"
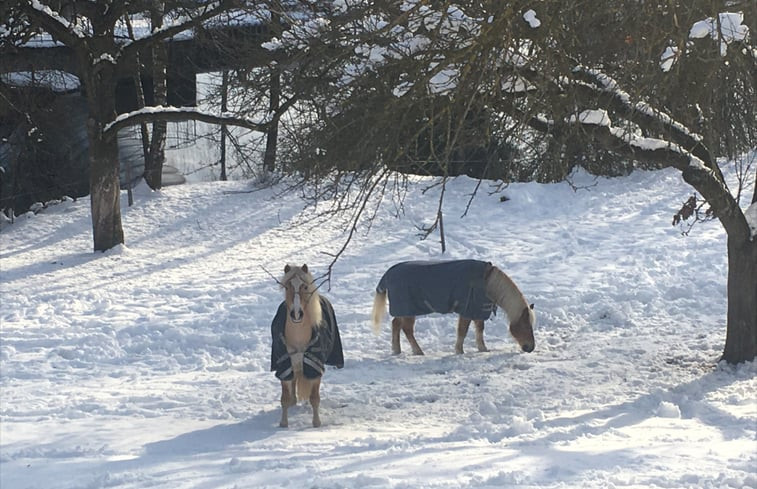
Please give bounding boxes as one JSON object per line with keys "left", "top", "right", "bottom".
{"left": 456, "top": 317, "right": 472, "bottom": 354}
{"left": 309, "top": 377, "right": 322, "bottom": 428}
{"left": 279, "top": 380, "right": 295, "bottom": 428}
{"left": 391, "top": 317, "right": 402, "bottom": 355}
{"left": 401, "top": 317, "right": 424, "bottom": 355}
{"left": 474, "top": 320, "right": 488, "bottom": 352}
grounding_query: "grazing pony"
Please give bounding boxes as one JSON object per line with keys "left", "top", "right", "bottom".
{"left": 371, "top": 260, "right": 535, "bottom": 355}
{"left": 270, "top": 264, "right": 344, "bottom": 427}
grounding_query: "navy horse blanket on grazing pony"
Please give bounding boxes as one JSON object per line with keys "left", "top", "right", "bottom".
{"left": 270, "top": 296, "right": 344, "bottom": 381}
{"left": 376, "top": 260, "right": 496, "bottom": 320}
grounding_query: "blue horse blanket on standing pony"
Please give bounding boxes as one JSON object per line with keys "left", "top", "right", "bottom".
{"left": 375, "top": 259, "right": 496, "bottom": 320}
{"left": 270, "top": 296, "right": 344, "bottom": 381}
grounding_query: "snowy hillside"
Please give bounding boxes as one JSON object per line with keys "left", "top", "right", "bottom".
{"left": 1, "top": 167, "right": 755, "bottom": 489}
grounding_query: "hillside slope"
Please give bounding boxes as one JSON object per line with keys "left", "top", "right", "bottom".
{"left": 1, "top": 168, "right": 755, "bottom": 489}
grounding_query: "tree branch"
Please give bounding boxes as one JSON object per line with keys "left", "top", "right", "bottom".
{"left": 574, "top": 120, "right": 750, "bottom": 241}
{"left": 14, "top": 1, "right": 88, "bottom": 49}
{"left": 118, "top": 0, "right": 241, "bottom": 60}
{"left": 103, "top": 106, "right": 270, "bottom": 137}
{"left": 569, "top": 66, "right": 716, "bottom": 171}
{"left": 319, "top": 167, "right": 391, "bottom": 290}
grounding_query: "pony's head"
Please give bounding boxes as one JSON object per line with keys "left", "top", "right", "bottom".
{"left": 485, "top": 265, "right": 536, "bottom": 353}
{"left": 281, "top": 264, "right": 322, "bottom": 325}
{"left": 509, "top": 304, "right": 535, "bottom": 353}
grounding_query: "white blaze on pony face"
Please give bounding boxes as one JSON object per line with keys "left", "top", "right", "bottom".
{"left": 282, "top": 263, "right": 323, "bottom": 326}
{"left": 287, "top": 274, "right": 307, "bottom": 323}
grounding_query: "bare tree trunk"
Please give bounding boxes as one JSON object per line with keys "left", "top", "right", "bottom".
{"left": 678, "top": 153, "right": 757, "bottom": 364}
{"left": 86, "top": 73, "right": 124, "bottom": 251}
{"left": 722, "top": 237, "right": 757, "bottom": 363}
{"left": 144, "top": 5, "right": 167, "bottom": 190}
{"left": 437, "top": 179, "right": 447, "bottom": 253}
{"left": 220, "top": 70, "right": 228, "bottom": 181}
{"left": 89, "top": 136, "right": 124, "bottom": 251}
{"left": 263, "top": 65, "right": 280, "bottom": 175}
{"left": 124, "top": 15, "right": 147, "bottom": 206}
{"left": 263, "top": 10, "right": 282, "bottom": 175}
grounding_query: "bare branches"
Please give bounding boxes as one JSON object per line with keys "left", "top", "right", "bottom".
{"left": 318, "top": 167, "right": 391, "bottom": 290}
{"left": 260, "top": 265, "right": 284, "bottom": 286}
{"left": 118, "top": 0, "right": 241, "bottom": 58}
{"left": 104, "top": 106, "right": 270, "bottom": 137}
{"left": 416, "top": 177, "right": 447, "bottom": 253}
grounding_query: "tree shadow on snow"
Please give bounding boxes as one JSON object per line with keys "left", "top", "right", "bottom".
{"left": 530, "top": 364, "right": 753, "bottom": 444}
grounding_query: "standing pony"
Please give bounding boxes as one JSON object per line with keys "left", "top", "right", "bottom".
{"left": 371, "top": 260, "right": 535, "bottom": 355}
{"left": 271, "top": 264, "right": 344, "bottom": 427}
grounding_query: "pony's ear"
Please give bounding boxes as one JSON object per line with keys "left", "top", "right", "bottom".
{"left": 529, "top": 303, "right": 534, "bottom": 310}
{"left": 302, "top": 264, "right": 308, "bottom": 273}
{"left": 284, "top": 264, "right": 291, "bottom": 273}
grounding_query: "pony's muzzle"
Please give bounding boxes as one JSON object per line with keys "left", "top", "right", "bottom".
{"left": 289, "top": 309, "right": 304, "bottom": 323}
{"left": 521, "top": 343, "right": 534, "bottom": 353}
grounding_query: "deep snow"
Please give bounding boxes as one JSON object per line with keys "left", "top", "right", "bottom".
{"left": 1, "top": 166, "right": 755, "bottom": 489}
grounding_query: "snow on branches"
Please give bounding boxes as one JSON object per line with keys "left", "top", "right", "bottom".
{"left": 661, "top": 11, "right": 750, "bottom": 71}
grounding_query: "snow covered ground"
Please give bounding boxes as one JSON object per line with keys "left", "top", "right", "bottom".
{"left": 1, "top": 166, "right": 755, "bottom": 489}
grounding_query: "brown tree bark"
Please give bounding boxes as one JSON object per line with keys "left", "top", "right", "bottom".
{"left": 82, "top": 49, "right": 124, "bottom": 251}
{"left": 263, "top": 10, "right": 282, "bottom": 175}
{"left": 679, "top": 160, "right": 757, "bottom": 364}
{"left": 88, "top": 131, "right": 124, "bottom": 252}
{"left": 144, "top": 5, "right": 167, "bottom": 190}
{"left": 723, "top": 234, "right": 757, "bottom": 363}
{"left": 220, "top": 70, "right": 229, "bottom": 181}
{"left": 263, "top": 64, "right": 281, "bottom": 174}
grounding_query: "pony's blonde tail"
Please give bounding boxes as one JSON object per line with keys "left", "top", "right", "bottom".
{"left": 371, "top": 290, "right": 387, "bottom": 334}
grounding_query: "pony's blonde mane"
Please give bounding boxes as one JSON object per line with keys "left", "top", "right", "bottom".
{"left": 281, "top": 265, "right": 323, "bottom": 326}
{"left": 485, "top": 266, "right": 530, "bottom": 323}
